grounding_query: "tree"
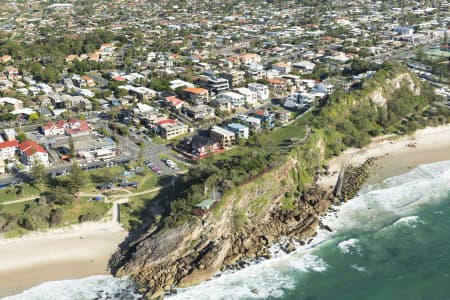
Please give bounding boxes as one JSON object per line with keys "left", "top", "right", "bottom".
{"left": 68, "top": 136, "right": 75, "bottom": 159}
{"left": 67, "top": 163, "right": 87, "bottom": 200}
{"left": 415, "top": 47, "right": 427, "bottom": 62}
{"left": 137, "top": 143, "right": 145, "bottom": 166}
{"left": 30, "top": 159, "right": 46, "bottom": 192}
{"left": 16, "top": 131, "right": 27, "bottom": 142}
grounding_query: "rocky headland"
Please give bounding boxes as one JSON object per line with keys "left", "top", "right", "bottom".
{"left": 109, "top": 155, "right": 372, "bottom": 299}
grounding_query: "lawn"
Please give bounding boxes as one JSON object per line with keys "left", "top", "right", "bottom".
{"left": 0, "top": 199, "right": 112, "bottom": 238}
{"left": 119, "top": 192, "right": 159, "bottom": 230}
{"left": 120, "top": 179, "right": 187, "bottom": 230}
{"left": 0, "top": 184, "right": 40, "bottom": 203}
{"left": 61, "top": 200, "right": 112, "bottom": 225}
{"left": 202, "top": 116, "right": 308, "bottom": 164}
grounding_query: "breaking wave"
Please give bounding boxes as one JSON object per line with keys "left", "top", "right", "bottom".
{"left": 392, "top": 216, "right": 424, "bottom": 228}
{"left": 3, "top": 275, "right": 140, "bottom": 300}
{"left": 166, "top": 250, "right": 328, "bottom": 300}
{"left": 5, "top": 160, "right": 450, "bottom": 300}
{"left": 337, "top": 239, "right": 361, "bottom": 255}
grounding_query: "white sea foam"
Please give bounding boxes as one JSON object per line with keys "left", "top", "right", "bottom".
{"left": 319, "top": 160, "right": 450, "bottom": 235}
{"left": 392, "top": 216, "right": 424, "bottom": 228}
{"left": 7, "top": 160, "right": 450, "bottom": 300}
{"left": 350, "top": 264, "right": 367, "bottom": 272}
{"left": 3, "top": 275, "right": 139, "bottom": 300}
{"left": 337, "top": 238, "right": 361, "bottom": 255}
{"left": 167, "top": 251, "right": 328, "bottom": 300}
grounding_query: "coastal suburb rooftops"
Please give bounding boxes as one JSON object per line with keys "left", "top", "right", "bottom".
{"left": 183, "top": 87, "right": 209, "bottom": 94}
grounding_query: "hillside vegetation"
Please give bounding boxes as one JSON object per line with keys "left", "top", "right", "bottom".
{"left": 163, "top": 62, "right": 449, "bottom": 228}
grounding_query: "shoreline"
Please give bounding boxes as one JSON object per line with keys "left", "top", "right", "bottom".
{"left": 0, "top": 221, "right": 127, "bottom": 298}
{"left": 318, "top": 124, "right": 450, "bottom": 189}
{"left": 1, "top": 124, "right": 449, "bottom": 299}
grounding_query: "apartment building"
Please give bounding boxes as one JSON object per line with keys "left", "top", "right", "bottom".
{"left": 248, "top": 83, "right": 270, "bottom": 101}
{"left": 210, "top": 126, "right": 236, "bottom": 148}
{"left": 158, "top": 120, "right": 189, "bottom": 139}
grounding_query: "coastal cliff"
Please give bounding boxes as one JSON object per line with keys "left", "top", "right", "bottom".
{"left": 110, "top": 152, "right": 339, "bottom": 298}
{"left": 109, "top": 67, "right": 444, "bottom": 299}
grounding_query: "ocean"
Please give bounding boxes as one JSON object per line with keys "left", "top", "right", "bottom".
{"left": 4, "top": 160, "right": 450, "bottom": 300}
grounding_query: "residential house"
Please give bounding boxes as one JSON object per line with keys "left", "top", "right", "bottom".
{"left": 36, "top": 83, "right": 53, "bottom": 94}
{"left": 246, "top": 65, "right": 265, "bottom": 80}
{"left": 210, "top": 126, "right": 236, "bottom": 148}
{"left": 221, "top": 69, "right": 245, "bottom": 88}
{"left": 268, "top": 78, "right": 288, "bottom": 93}
{"left": 40, "top": 120, "right": 66, "bottom": 136}
{"left": 179, "top": 135, "right": 221, "bottom": 158}
{"left": 273, "top": 62, "right": 292, "bottom": 74}
{"left": 165, "top": 96, "right": 186, "bottom": 110}
{"left": 170, "top": 79, "right": 195, "bottom": 90}
{"left": 182, "top": 87, "right": 209, "bottom": 104}
{"left": 293, "top": 61, "right": 315, "bottom": 73}
{"left": 0, "top": 97, "right": 23, "bottom": 110}
{"left": 0, "top": 140, "right": 18, "bottom": 161}
{"left": 131, "top": 86, "right": 157, "bottom": 100}
{"left": 18, "top": 140, "right": 49, "bottom": 166}
{"left": 248, "top": 83, "right": 270, "bottom": 102}
{"left": 2, "top": 129, "right": 16, "bottom": 141}
{"left": 275, "top": 110, "right": 292, "bottom": 125}
{"left": 61, "top": 95, "right": 92, "bottom": 110}
{"left": 72, "top": 75, "right": 87, "bottom": 88}
{"left": 238, "top": 53, "right": 261, "bottom": 65}
{"left": 64, "top": 118, "right": 91, "bottom": 136}
{"left": 5, "top": 67, "right": 20, "bottom": 80}
{"left": 394, "top": 26, "right": 414, "bottom": 35}
{"left": 183, "top": 104, "right": 215, "bottom": 120}
{"left": 233, "top": 87, "right": 258, "bottom": 107}
{"left": 40, "top": 118, "right": 91, "bottom": 136}
{"left": 237, "top": 115, "right": 262, "bottom": 130}
{"left": 196, "top": 75, "right": 230, "bottom": 94}
{"left": 0, "top": 79, "right": 13, "bottom": 92}
{"left": 157, "top": 119, "right": 189, "bottom": 139}
{"left": 215, "top": 91, "right": 245, "bottom": 109}
{"left": 254, "top": 110, "right": 275, "bottom": 129}
{"left": 81, "top": 75, "right": 96, "bottom": 87}
{"left": 226, "top": 123, "right": 249, "bottom": 139}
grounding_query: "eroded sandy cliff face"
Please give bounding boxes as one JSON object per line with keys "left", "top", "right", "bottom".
{"left": 368, "top": 73, "right": 420, "bottom": 107}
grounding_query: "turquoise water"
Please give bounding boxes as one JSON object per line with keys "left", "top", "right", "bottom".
{"left": 277, "top": 198, "right": 450, "bottom": 300}
{"left": 167, "top": 160, "right": 450, "bottom": 300}
{"left": 5, "top": 160, "right": 450, "bottom": 300}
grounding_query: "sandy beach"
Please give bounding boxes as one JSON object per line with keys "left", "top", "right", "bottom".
{"left": 318, "top": 124, "right": 450, "bottom": 188}
{"left": 0, "top": 221, "right": 127, "bottom": 298}
{"left": 0, "top": 125, "right": 449, "bottom": 299}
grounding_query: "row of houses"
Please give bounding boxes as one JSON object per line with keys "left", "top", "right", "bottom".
{"left": 0, "top": 139, "right": 49, "bottom": 169}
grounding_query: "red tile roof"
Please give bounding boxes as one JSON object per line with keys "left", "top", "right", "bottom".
{"left": 0, "top": 140, "right": 18, "bottom": 149}
{"left": 183, "top": 87, "right": 209, "bottom": 95}
{"left": 156, "top": 119, "right": 177, "bottom": 126}
{"left": 165, "top": 96, "right": 185, "bottom": 107}
{"left": 18, "top": 140, "right": 47, "bottom": 156}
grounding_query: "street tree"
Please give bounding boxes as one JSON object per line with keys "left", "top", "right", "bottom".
{"left": 67, "top": 163, "right": 87, "bottom": 200}
{"left": 68, "top": 136, "right": 76, "bottom": 159}
{"left": 30, "top": 159, "right": 46, "bottom": 192}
